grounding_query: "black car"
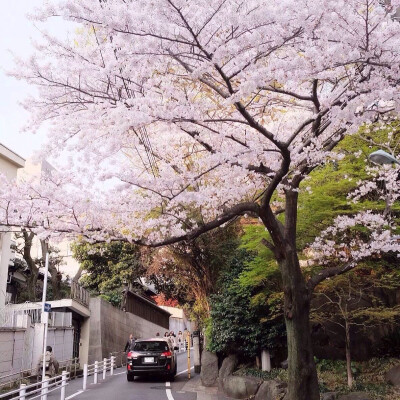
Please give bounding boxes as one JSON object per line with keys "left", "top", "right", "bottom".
{"left": 126, "top": 338, "right": 178, "bottom": 382}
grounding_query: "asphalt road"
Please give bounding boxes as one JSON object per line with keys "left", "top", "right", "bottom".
{"left": 47, "top": 351, "right": 197, "bottom": 400}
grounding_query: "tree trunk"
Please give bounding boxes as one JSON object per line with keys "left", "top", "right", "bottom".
{"left": 48, "top": 264, "right": 62, "bottom": 300}
{"left": 280, "top": 249, "right": 320, "bottom": 400}
{"left": 345, "top": 320, "right": 353, "bottom": 388}
{"left": 73, "top": 266, "right": 84, "bottom": 282}
{"left": 22, "top": 229, "right": 39, "bottom": 301}
{"left": 26, "top": 272, "right": 38, "bottom": 301}
{"left": 40, "top": 240, "right": 61, "bottom": 300}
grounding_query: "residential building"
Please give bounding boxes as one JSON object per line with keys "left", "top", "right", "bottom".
{"left": 0, "top": 144, "right": 25, "bottom": 309}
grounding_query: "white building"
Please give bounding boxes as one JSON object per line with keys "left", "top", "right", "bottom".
{"left": 0, "top": 144, "right": 25, "bottom": 309}
{"left": 159, "top": 305, "right": 194, "bottom": 334}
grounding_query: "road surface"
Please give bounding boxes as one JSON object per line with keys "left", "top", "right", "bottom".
{"left": 48, "top": 351, "right": 202, "bottom": 400}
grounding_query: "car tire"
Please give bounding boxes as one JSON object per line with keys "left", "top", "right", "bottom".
{"left": 127, "top": 372, "right": 135, "bottom": 382}
{"left": 168, "top": 364, "right": 177, "bottom": 382}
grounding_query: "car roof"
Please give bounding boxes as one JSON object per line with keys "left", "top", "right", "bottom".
{"left": 135, "top": 338, "right": 169, "bottom": 342}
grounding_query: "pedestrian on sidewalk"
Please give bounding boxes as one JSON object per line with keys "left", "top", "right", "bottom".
{"left": 37, "top": 346, "right": 59, "bottom": 378}
{"left": 124, "top": 333, "right": 135, "bottom": 352}
{"left": 168, "top": 331, "right": 176, "bottom": 347}
{"left": 177, "top": 330, "right": 183, "bottom": 351}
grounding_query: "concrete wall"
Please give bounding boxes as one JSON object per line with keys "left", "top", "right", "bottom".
{"left": 0, "top": 329, "right": 25, "bottom": 378}
{"left": 88, "top": 297, "right": 169, "bottom": 363}
{"left": 0, "top": 323, "right": 74, "bottom": 381}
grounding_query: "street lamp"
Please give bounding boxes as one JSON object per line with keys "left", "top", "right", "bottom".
{"left": 368, "top": 149, "right": 399, "bottom": 217}
{"left": 368, "top": 149, "right": 400, "bottom": 165}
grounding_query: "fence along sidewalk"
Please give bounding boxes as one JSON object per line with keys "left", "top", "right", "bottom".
{"left": 0, "top": 355, "right": 117, "bottom": 400}
{"left": 0, "top": 371, "right": 69, "bottom": 400}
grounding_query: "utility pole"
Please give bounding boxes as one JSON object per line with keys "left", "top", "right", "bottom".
{"left": 41, "top": 252, "right": 49, "bottom": 385}
{"left": 187, "top": 333, "right": 191, "bottom": 379}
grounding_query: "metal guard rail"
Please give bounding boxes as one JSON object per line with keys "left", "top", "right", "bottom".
{"left": 82, "top": 356, "right": 116, "bottom": 390}
{"left": 0, "top": 371, "right": 69, "bottom": 400}
{"left": 0, "top": 356, "right": 117, "bottom": 399}
{"left": 0, "top": 357, "right": 79, "bottom": 392}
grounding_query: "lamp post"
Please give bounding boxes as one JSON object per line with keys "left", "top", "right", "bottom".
{"left": 368, "top": 149, "right": 399, "bottom": 218}
{"left": 368, "top": 149, "right": 400, "bottom": 165}
{"left": 41, "top": 253, "right": 49, "bottom": 385}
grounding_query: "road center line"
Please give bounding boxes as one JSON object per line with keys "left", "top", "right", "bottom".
{"left": 166, "top": 381, "right": 171, "bottom": 387}
{"left": 166, "top": 388, "right": 174, "bottom": 400}
{"left": 65, "top": 390, "right": 84, "bottom": 399}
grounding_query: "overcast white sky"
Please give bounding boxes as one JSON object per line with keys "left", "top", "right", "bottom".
{"left": 0, "top": 1, "right": 70, "bottom": 160}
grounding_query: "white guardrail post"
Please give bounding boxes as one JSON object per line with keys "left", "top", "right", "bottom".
{"left": 110, "top": 356, "right": 115, "bottom": 376}
{"left": 103, "top": 358, "right": 107, "bottom": 380}
{"left": 19, "top": 383, "right": 26, "bottom": 400}
{"left": 94, "top": 361, "right": 98, "bottom": 384}
{"left": 83, "top": 364, "right": 88, "bottom": 390}
{"left": 60, "top": 371, "right": 67, "bottom": 400}
{"left": 41, "top": 379, "right": 49, "bottom": 400}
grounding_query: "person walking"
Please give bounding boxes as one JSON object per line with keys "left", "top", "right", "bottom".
{"left": 37, "top": 346, "right": 59, "bottom": 378}
{"left": 124, "top": 333, "right": 135, "bottom": 352}
{"left": 177, "top": 330, "right": 183, "bottom": 352}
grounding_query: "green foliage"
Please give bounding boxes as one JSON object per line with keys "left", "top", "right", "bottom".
{"left": 151, "top": 223, "right": 242, "bottom": 326}
{"left": 207, "top": 249, "right": 286, "bottom": 357}
{"left": 233, "top": 133, "right": 400, "bottom": 353}
{"left": 237, "top": 358, "right": 399, "bottom": 399}
{"left": 72, "top": 241, "right": 145, "bottom": 307}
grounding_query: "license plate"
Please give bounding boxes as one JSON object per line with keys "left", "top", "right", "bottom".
{"left": 144, "top": 357, "right": 154, "bottom": 363}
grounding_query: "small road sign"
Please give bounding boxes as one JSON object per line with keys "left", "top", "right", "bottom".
{"left": 44, "top": 303, "right": 51, "bottom": 312}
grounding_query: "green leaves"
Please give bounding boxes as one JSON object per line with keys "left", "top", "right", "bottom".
{"left": 207, "top": 249, "right": 286, "bottom": 357}
{"left": 72, "top": 241, "right": 145, "bottom": 307}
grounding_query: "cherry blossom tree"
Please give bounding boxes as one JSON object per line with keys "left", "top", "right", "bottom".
{"left": 4, "top": 1, "right": 400, "bottom": 398}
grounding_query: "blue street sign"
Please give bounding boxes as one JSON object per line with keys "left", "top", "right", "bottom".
{"left": 44, "top": 303, "right": 51, "bottom": 312}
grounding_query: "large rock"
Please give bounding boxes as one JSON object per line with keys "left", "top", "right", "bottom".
{"left": 200, "top": 350, "right": 219, "bottom": 387}
{"left": 219, "top": 355, "right": 238, "bottom": 380}
{"left": 221, "top": 375, "right": 262, "bottom": 399}
{"left": 254, "top": 380, "right": 287, "bottom": 400}
{"left": 385, "top": 364, "right": 400, "bottom": 386}
{"left": 337, "top": 393, "right": 372, "bottom": 400}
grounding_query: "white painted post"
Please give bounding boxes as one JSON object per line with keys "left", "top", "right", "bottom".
{"left": 110, "top": 356, "right": 115, "bottom": 376}
{"left": 41, "top": 379, "right": 49, "bottom": 400}
{"left": 41, "top": 253, "right": 50, "bottom": 386}
{"left": 60, "top": 371, "right": 67, "bottom": 400}
{"left": 83, "top": 364, "right": 88, "bottom": 390}
{"left": 261, "top": 349, "right": 271, "bottom": 372}
{"left": 19, "top": 383, "right": 26, "bottom": 400}
{"left": 94, "top": 361, "right": 98, "bottom": 384}
{"left": 103, "top": 358, "right": 107, "bottom": 380}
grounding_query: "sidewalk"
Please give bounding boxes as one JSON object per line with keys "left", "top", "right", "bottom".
{"left": 182, "top": 374, "right": 233, "bottom": 400}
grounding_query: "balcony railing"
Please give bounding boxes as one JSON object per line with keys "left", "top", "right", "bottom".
{"left": 0, "top": 309, "right": 72, "bottom": 329}
{"left": 70, "top": 281, "right": 90, "bottom": 308}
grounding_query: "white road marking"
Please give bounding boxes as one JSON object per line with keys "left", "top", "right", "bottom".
{"left": 166, "top": 388, "right": 174, "bottom": 400}
{"left": 114, "top": 371, "right": 126, "bottom": 376}
{"left": 176, "top": 366, "right": 194, "bottom": 376}
{"left": 65, "top": 390, "right": 84, "bottom": 399}
{"left": 166, "top": 381, "right": 171, "bottom": 387}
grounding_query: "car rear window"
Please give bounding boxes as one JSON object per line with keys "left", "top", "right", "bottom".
{"left": 133, "top": 341, "right": 169, "bottom": 352}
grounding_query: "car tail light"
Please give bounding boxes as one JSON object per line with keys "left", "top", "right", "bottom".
{"left": 167, "top": 364, "right": 171, "bottom": 370}
{"left": 160, "top": 351, "right": 172, "bottom": 359}
{"left": 127, "top": 352, "right": 139, "bottom": 359}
